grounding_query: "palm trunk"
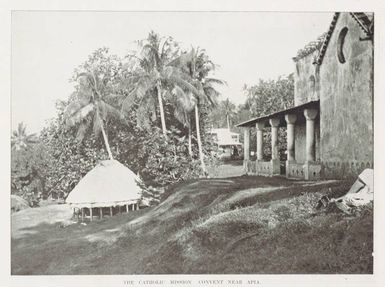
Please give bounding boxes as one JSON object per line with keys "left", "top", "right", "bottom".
{"left": 227, "top": 115, "right": 230, "bottom": 130}
{"left": 156, "top": 81, "right": 167, "bottom": 136}
{"left": 188, "top": 126, "right": 192, "bottom": 156}
{"left": 195, "top": 105, "right": 207, "bottom": 174}
{"left": 100, "top": 120, "right": 113, "bottom": 160}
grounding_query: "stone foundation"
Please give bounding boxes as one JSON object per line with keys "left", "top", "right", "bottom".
{"left": 256, "top": 160, "right": 272, "bottom": 176}
{"left": 286, "top": 161, "right": 305, "bottom": 179}
{"left": 304, "top": 162, "right": 322, "bottom": 180}
{"left": 321, "top": 160, "right": 373, "bottom": 179}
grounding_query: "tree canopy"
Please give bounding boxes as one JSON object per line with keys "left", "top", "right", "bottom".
{"left": 11, "top": 32, "right": 222, "bottom": 204}
{"left": 11, "top": 32, "right": 295, "bottom": 206}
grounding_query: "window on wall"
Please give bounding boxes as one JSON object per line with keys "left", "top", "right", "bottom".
{"left": 337, "top": 27, "right": 349, "bottom": 63}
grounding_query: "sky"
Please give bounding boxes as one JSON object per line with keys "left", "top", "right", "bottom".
{"left": 11, "top": 11, "right": 333, "bottom": 133}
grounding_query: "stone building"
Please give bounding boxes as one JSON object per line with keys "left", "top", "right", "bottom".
{"left": 237, "top": 12, "right": 374, "bottom": 180}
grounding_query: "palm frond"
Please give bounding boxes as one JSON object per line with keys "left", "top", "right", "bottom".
{"left": 104, "top": 93, "right": 123, "bottom": 104}
{"left": 77, "top": 72, "right": 94, "bottom": 88}
{"left": 173, "top": 88, "right": 196, "bottom": 112}
{"left": 75, "top": 118, "right": 92, "bottom": 143}
{"left": 162, "top": 67, "right": 202, "bottom": 98}
{"left": 160, "top": 37, "right": 173, "bottom": 62}
{"left": 202, "top": 86, "right": 219, "bottom": 107}
{"left": 25, "top": 134, "right": 38, "bottom": 143}
{"left": 205, "top": 77, "right": 227, "bottom": 86}
{"left": 65, "top": 103, "right": 95, "bottom": 128}
{"left": 99, "top": 101, "right": 123, "bottom": 122}
{"left": 173, "top": 106, "right": 190, "bottom": 127}
{"left": 121, "top": 91, "right": 137, "bottom": 113}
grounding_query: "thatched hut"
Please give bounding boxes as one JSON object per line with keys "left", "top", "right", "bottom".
{"left": 66, "top": 160, "right": 143, "bottom": 221}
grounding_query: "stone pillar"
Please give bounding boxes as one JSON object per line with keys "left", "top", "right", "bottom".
{"left": 304, "top": 109, "right": 318, "bottom": 162}
{"left": 243, "top": 127, "right": 250, "bottom": 172}
{"left": 256, "top": 122, "right": 264, "bottom": 161}
{"left": 303, "top": 108, "right": 319, "bottom": 180}
{"left": 285, "top": 114, "right": 297, "bottom": 162}
{"left": 269, "top": 118, "right": 280, "bottom": 160}
{"left": 243, "top": 127, "right": 250, "bottom": 161}
{"left": 269, "top": 118, "right": 280, "bottom": 175}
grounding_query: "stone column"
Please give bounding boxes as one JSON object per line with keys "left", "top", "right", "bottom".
{"left": 243, "top": 127, "right": 250, "bottom": 158}
{"left": 304, "top": 109, "right": 318, "bottom": 162}
{"left": 243, "top": 127, "right": 250, "bottom": 173}
{"left": 256, "top": 122, "right": 264, "bottom": 161}
{"left": 269, "top": 118, "right": 280, "bottom": 175}
{"left": 285, "top": 114, "right": 297, "bottom": 162}
{"left": 303, "top": 108, "right": 319, "bottom": 180}
{"left": 269, "top": 118, "right": 280, "bottom": 160}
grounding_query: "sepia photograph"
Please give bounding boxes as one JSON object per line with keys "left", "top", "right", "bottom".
{"left": 6, "top": 3, "right": 381, "bottom": 283}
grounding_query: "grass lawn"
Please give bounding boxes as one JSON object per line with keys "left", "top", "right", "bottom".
{"left": 11, "top": 175, "right": 373, "bottom": 274}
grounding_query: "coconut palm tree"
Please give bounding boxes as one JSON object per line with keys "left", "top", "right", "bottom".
{"left": 172, "top": 48, "right": 225, "bottom": 173}
{"left": 122, "top": 32, "right": 201, "bottom": 137}
{"left": 64, "top": 71, "right": 122, "bottom": 160}
{"left": 11, "top": 122, "right": 38, "bottom": 151}
{"left": 171, "top": 87, "right": 196, "bottom": 156}
{"left": 222, "top": 98, "right": 236, "bottom": 129}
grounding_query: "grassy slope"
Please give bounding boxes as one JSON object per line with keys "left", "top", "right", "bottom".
{"left": 11, "top": 176, "right": 373, "bottom": 274}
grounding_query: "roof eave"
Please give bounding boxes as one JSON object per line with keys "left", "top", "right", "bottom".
{"left": 236, "top": 100, "right": 320, "bottom": 128}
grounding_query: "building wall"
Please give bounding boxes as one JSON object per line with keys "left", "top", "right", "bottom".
{"left": 294, "top": 122, "right": 320, "bottom": 163}
{"left": 319, "top": 13, "right": 373, "bottom": 178}
{"left": 294, "top": 51, "right": 321, "bottom": 106}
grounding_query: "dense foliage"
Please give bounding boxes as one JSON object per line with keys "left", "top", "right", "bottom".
{"left": 11, "top": 33, "right": 221, "bottom": 204}
{"left": 242, "top": 74, "right": 294, "bottom": 161}
{"left": 11, "top": 32, "right": 294, "bottom": 205}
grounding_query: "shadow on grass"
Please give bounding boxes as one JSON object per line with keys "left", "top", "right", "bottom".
{"left": 12, "top": 176, "right": 365, "bottom": 275}
{"left": 11, "top": 209, "right": 150, "bottom": 275}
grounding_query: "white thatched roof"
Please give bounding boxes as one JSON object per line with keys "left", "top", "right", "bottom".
{"left": 66, "top": 160, "right": 142, "bottom": 208}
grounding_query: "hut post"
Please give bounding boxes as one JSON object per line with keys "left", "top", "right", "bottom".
{"left": 110, "top": 206, "right": 113, "bottom": 217}
{"left": 81, "top": 208, "right": 84, "bottom": 222}
{"left": 90, "top": 207, "right": 93, "bottom": 221}
{"left": 100, "top": 207, "right": 103, "bottom": 219}
{"left": 126, "top": 204, "right": 129, "bottom": 213}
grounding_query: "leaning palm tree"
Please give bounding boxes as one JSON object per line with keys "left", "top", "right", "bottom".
{"left": 11, "top": 122, "right": 38, "bottom": 151}
{"left": 64, "top": 71, "right": 122, "bottom": 160}
{"left": 122, "top": 32, "right": 201, "bottom": 137}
